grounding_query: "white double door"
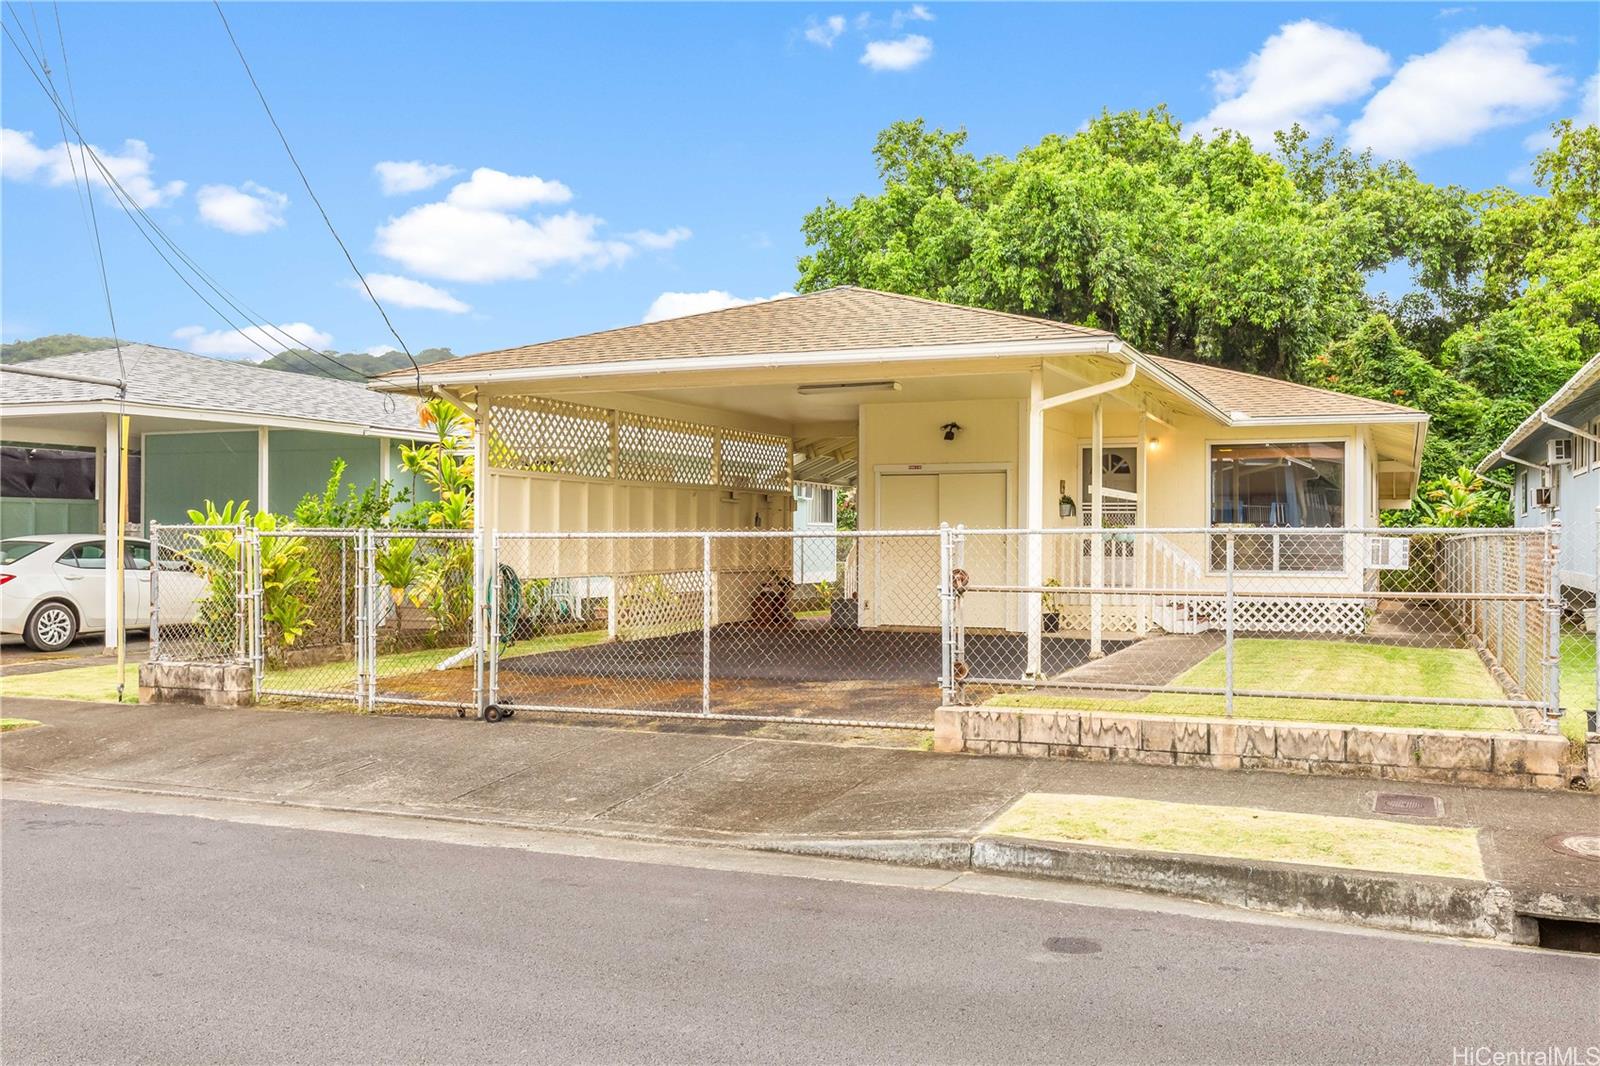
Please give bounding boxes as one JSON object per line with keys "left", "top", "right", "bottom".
{"left": 876, "top": 470, "right": 1008, "bottom": 629}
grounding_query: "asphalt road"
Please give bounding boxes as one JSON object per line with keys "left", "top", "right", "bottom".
{"left": 3, "top": 799, "right": 1596, "bottom": 1065}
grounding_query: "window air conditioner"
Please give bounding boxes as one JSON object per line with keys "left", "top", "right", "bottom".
{"left": 1535, "top": 486, "right": 1553, "bottom": 507}
{"left": 1548, "top": 438, "right": 1574, "bottom": 464}
{"left": 1367, "top": 536, "right": 1410, "bottom": 570}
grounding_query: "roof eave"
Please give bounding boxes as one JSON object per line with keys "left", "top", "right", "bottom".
{"left": 370, "top": 336, "right": 1125, "bottom": 393}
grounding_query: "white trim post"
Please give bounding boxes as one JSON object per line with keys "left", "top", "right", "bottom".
{"left": 103, "top": 413, "right": 122, "bottom": 649}
{"left": 1025, "top": 367, "right": 1045, "bottom": 677}
{"left": 1089, "top": 398, "right": 1105, "bottom": 659}
{"left": 256, "top": 425, "right": 270, "bottom": 515}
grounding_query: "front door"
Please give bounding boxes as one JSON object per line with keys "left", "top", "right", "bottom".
{"left": 1080, "top": 446, "right": 1139, "bottom": 586}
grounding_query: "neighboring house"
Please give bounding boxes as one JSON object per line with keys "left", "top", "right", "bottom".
{"left": 0, "top": 344, "right": 430, "bottom": 537}
{"left": 791, "top": 480, "right": 842, "bottom": 585}
{"left": 375, "top": 287, "right": 1428, "bottom": 655}
{"left": 1477, "top": 352, "right": 1600, "bottom": 596}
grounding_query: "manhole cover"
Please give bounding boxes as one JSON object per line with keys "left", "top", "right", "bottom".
{"left": 1043, "top": 937, "right": 1101, "bottom": 955}
{"left": 1550, "top": 834, "right": 1600, "bottom": 861}
{"left": 1374, "top": 793, "right": 1440, "bottom": 818}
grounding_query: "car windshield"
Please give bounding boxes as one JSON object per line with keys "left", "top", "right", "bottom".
{"left": 0, "top": 539, "right": 48, "bottom": 564}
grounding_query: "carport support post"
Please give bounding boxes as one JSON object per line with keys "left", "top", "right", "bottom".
{"left": 103, "top": 412, "right": 123, "bottom": 650}
{"left": 701, "top": 532, "right": 713, "bottom": 714}
{"left": 1024, "top": 368, "right": 1044, "bottom": 677}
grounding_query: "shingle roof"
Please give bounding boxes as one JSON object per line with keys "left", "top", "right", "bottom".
{"left": 1476, "top": 351, "right": 1600, "bottom": 474}
{"left": 1149, "top": 356, "right": 1424, "bottom": 420}
{"left": 385, "top": 286, "right": 1118, "bottom": 379}
{"left": 1, "top": 344, "right": 425, "bottom": 434}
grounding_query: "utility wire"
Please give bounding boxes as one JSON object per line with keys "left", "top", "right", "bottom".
{"left": 2, "top": 16, "right": 374, "bottom": 382}
{"left": 212, "top": 0, "right": 424, "bottom": 396}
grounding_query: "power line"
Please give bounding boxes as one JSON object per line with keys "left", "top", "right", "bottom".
{"left": 1, "top": 15, "right": 374, "bottom": 382}
{"left": 212, "top": 0, "right": 424, "bottom": 396}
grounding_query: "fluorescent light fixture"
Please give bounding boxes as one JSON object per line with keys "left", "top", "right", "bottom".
{"left": 796, "top": 380, "right": 901, "bottom": 395}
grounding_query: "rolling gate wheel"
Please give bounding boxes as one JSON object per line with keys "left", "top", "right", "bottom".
{"left": 478, "top": 564, "right": 523, "bottom": 723}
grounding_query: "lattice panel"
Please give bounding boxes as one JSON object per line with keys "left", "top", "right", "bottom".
{"left": 719, "top": 429, "right": 791, "bottom": 492}
{"left": 488, "top": 397, "right": 613, "bottom": 478}
{"left": 1180, "top": 597, "right": 1369, "bottom": 635}
{"left": 618, "top": 413, "right": 715, "bottom": 485}
{"left": 615, "top": 570, "right": 705, "bottom": 640}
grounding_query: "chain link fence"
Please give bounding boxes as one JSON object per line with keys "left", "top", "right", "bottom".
{"left": 147, "top": 523, "right": 1569, "bottom": 734}
{"left": 953, "top": 526, "right": 1559, "bottom": 733}
{"left": 150, "top": 522, "right": 248, "bottom": 664}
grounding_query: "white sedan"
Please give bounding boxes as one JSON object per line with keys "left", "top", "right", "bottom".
{"left": 0, "top": 534, "right": 206, "bottom": 651}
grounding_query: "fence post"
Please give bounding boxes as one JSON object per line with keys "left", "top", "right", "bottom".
{"left": 354, "top": 530, "right": 368, "bottom": 712}
{"left": 1594, "top": 505, "right": 1599, "bottom": 723}
{"left": 249, "top": 529, "right": 263, "bottom": 701}
{"left": 1545, "top": 521, "right": 1563, "bottom": 734}
{"left": 488, "top": 532, "right": 501, "bottom": 712}
{"left": 701, "top": 532, "right": 713, "bottom": 715}
{"left": 367, "top": 529, "right": 380, "bottom": 713}
{"left": 473, "top": 528, "right": 486, "bottom": 718}
{"left": 1224, "top": 531, "right": 1236, "bottom": 718}
{"left": 939, "top": 523, "right": 954, "bottom": 705}
{"left": 234, "top": 521, "right": 249, "bottom": 665}
{"left": 149, "top": 521, "right": 161, "bottom": 661}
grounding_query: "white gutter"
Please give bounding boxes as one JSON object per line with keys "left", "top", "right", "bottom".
{"left": 1038, "top": 357, "right": 1136, "bottom": 410}
{"left": 0, "top": 398, "right": 421, "bottom": 439}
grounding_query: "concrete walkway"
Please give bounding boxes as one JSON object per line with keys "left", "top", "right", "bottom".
{"left": 4, "top": 696, "right": 1595, "bottom": 903}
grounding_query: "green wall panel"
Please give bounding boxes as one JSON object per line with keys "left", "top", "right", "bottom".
{"left": 268, "top": 430, "right": 381, "bottom": 518}
{"left": 0, "top": 498, "right": 101, "bottom": 537}
{"left": 143, "top": 431, "right": 258, "bottom": 527}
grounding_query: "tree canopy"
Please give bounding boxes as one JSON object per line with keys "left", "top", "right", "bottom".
{"left": 799, "top": 110, "right": 1598, "bottom": 519}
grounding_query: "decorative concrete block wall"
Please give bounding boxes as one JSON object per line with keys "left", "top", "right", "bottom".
{"left": 138, "top": 661, "right": 254, "bottom": 708}
{"left": 934, "top": 706, "right": 1577, "bottom": 791}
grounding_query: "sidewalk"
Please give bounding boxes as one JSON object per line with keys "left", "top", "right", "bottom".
{"left": 4, "top": 697, "right": 1595, "bottom": 939}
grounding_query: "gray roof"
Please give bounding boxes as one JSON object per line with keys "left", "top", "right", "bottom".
{"left": 1477, "top": 352, "right": 1600, "bottom": 474}
{"left": 0, "top": 344, "right": 425, "bottom": 435}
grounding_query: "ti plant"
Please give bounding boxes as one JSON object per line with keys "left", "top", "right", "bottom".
{"left": 184, "top": 500, "right": 320, "bottom": 649}
{"left": 373, "top": 538, "right": 422, "bottom": 605}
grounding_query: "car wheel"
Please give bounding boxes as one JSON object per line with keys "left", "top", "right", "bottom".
{"left": 23, "top": 602, "right": 78, "bottom": 652}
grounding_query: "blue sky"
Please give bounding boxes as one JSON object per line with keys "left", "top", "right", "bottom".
{"left": 2, "top": 2, "right": 1596, "bottom": 362}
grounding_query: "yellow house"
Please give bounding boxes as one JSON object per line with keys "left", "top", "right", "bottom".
{"left": 377, "top": 287, "right": 1428, "bottom": 666}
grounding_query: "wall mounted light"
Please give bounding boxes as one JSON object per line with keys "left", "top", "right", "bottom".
{"left": 941, "top": 422, "right": 962, "bottom": 442}
{"left": 1148, "top": 436, "right": 1161, "bottom": 451}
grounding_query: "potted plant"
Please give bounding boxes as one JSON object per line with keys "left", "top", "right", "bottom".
{"left": 1042, "top": 578, "right": 1063, "bottom": 633}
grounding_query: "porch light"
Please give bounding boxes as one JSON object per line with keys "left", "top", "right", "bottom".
{"left": 1148, "top": 436, "right": 1161, "bottom": 451}
{"left": 942, "top": 422, "right": 962, "bottom": 442}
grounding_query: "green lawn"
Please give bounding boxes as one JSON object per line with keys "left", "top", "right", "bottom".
{"left": 0, "top": 630, "right": 609, "bottom": 706}
{"left": 989, "top": 638, "right": 1518, "bottom": 732}
{"left": 0, "top": 665, "right": 138, "bottom": 705}
{"left": 1, "top": 718, "right": 43, "bottom": 732}
{"left": 1558, "top": 629, "right": 1596, "bottom": 745}
{"left": 988, "top": 792, "right": 1485, "bottom": 880}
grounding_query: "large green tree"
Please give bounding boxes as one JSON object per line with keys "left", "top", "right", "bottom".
{"left": 798, "top": 110, "right": 1598, "bottom": 520}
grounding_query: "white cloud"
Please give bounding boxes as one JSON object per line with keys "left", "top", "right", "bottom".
{"left": 1348, "top": 27, "right": 1568, "bottom": 157}
{"left": 860, "top": 34, "right": 933, "bottom": 72}
{"left": 363, "top": 345, "right": 397, "bottom": 357}
{"left": 626, "top": 226, "right": 692, "bottom": 251}
{"left": 891, "top": 4, "right": 934, "bottom": 29}
{"left": 374, "top": 160, "right": 459, "bottom": 195}
{"left": 1196, "top": 21, "right": 1390, "bottom": 144}
{"left": 173, "top": 322, "right": 332, "bottom": 361}
{"left": 1582, "top": 69, "right": 1599, "bottom": 126}
{"left": 1, "top": 127, "right": 185, "bottom": 208}
{"left": 356, "top": 273, "right": 471, "bottom": 314}
{"left": 377, "top": 202, "right": 631, "bottom": 283}
{"left": 195, "top": 181, "right": 288, "bottom": 235}
{"left": 804, "top": 15, "right": 846, "bottom": 47}
{"left": 445, "top": 167, "right": 572, "bottom": 210}
{"left": 642, "top": 290, "right": 794, "bottom": 323}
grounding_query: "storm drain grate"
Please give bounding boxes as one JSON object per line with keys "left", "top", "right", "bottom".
{"left": 1548, "top": 834, "right": 1600, "bottom": 861}
{"left": 1374, "top": 793, "right": 1440, "bottom": 818}
{"left": 1043, "top": 937, "right": 1101, "bottom": 955}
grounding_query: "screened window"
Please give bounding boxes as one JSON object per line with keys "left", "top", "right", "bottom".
{"left": 1210, "top": 442, "right": 1346, "bottom": 572}
{"left": 816, "top": 487, "right": 836, "bottom": 524}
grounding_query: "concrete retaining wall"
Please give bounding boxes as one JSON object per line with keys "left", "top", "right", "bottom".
{"left": 138, "top": 661, "right": 254, "bottom": 708}
{"left": 934, "top": 706, "right": 1577, "bottom": 791}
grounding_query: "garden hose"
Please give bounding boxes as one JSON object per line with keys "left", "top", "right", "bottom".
{"left": 496, "top": 564, "right": 522, "bottom": 651}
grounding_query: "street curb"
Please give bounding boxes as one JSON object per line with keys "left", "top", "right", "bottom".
{"left": 755, "top": 834, "right": 1593, "bottom": 943}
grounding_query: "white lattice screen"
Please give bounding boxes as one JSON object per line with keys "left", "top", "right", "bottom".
{"left": 488, "top": 396, "right": 791, "bottom": 494}
{"left": 488, "top": 396, "right": 613, "bottom": 478}
{"left": 618, "top": 413, "right": 716, "bottom": 485}
{"left": 720, "top": 429, "right": 791, "bottom": 492}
